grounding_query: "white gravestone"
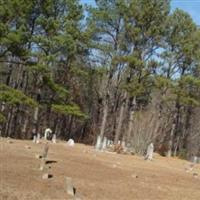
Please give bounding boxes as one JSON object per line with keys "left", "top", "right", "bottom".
{"left": 36, "top": 133, "right": 40, "bottom": 144}
{"left": 33, "top": 135, "right": 37, "bottom": 143}
{"left": 102, "top": 137, "right": 107, "bottom": 150}
{"left": 67, "top": 139, "right": 75, "bottom": 147}
{"left": 122, "top": 141, "right": 127, "bottom": 152}
{"left": 122, "top": 141, "right": 126, "bottom": 148}
{"left": 95, "top": 135, "right": 101, "bottom": 150}
{"left": 44, "top": 128, "right": 52, "bottom": 140}
{"left": 145, "top": 143, "right": 154, "bottom": 160}
{"left": 192, "top": 156, "right": 198, "bottom": 164}
{"left": 52, "top": 134, "right": 56, "bottom": 144}
{"left": 107, "top": 139, "right": 111, "bottom": 146}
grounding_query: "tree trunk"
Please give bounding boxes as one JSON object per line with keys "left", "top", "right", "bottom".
{"left": 6, "top": 64, "right": 13, "bottom": 86}
{"left": 126, "top": 96, "right": 136, "bottom": 146}
{"left": 34, "top": 106, "right": 39, "bottom": 126}
{"left": 68, "top": 116, "right": 74, "bottom": 139}
{"left": 114, "top": 92, "right": 127, "bottom": 144}
{"left": 173, "top": 136, "right": 180, "bottom": 157}
{"left": 0, "top": 102, "right": 6, "bottom": 137}
{"left": 167, "top": 122, "right": 176, "bottom": 157}
{"left": 6, "top": 107, "right": 15, "bottom": 137}
{"left": 97, "top": 101, "right": 109, "bottom": 150}
{"left": 21, "top": 116, "right": 29, "bottom": 139}
{"left": 145, "top": 143, "right": 154, "bottom": 160}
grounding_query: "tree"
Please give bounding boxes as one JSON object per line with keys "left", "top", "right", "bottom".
{"left": 117, "top": 0, "right": 170, "bottom": 150}
{"left": 160, "top": 9, "right": 200, "bottom": 157}
{"left": 88, "top": 0, "right": 127, "bottom": 149}
{"left": 0, "top": 0, "right": 200, "bottom": 160}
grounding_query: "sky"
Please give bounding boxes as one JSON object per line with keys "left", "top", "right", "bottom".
{"left": 171, "top": 0, "right": 200, "bottom": 25}
{"left": 80, "top": 0, "right": 200, "bottom": 25}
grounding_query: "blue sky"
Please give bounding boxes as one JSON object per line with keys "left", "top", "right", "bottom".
{"left": 171, "top": 0, "right": 200, "bottom": 25}
{"left": 80, "top": 0, "right": 200, "bottom": 25}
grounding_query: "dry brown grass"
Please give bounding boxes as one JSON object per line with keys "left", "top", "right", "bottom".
{"left": 0, "top": 138, "right": 200, "bottom": 200}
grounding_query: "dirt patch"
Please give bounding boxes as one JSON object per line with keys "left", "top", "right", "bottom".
{"left": 0, "top": 138, "right": 200, "bottom": 200}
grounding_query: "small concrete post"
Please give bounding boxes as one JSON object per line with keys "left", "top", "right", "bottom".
{"left": 42, "top": 173, "right": 49, "bottom": 179}
{"left": 42, "top": 143, "right": 49, "bottom": 159}
{"left": 65, "top": 177, "right": 75, "bottom": 196}
{"left": 41, "top": 158, "right": 50, "bottom": 179}
{"left": 40, "top": 158, "right": 46, "bottom": 171}
{"left": 40, "top": 143, "right": 49, "bottom": 170}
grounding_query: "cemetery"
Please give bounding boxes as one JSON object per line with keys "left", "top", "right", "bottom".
{"left": 1, "top": 0, "right": 200, "bottom": 199}
{"left": 0, "top": 137, "right": 200, "bottom": 200}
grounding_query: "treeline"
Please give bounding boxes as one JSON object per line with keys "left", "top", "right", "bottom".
{"left": 0, "top": 0, "right": 200, "bottom": 158}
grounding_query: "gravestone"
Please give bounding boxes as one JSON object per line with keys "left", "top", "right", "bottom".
{"left": 52, "top": 134, "right": 56, "bottom": 144}
{"left": 42, "top": 143, "right": 49, "bottom": 159}
{"left": 121, "top": 141, "right": 126, "bottom": 148}
{"left": 40, "top": 158, "right": 46, "bottom": 171}
{"left": 42, "top": 173, "right": 49, "bottom": 179}
{"left": 40, "top": 143, "right": 49, "bottom": 171}
{"left": 35, "top": 154, "right": 42, "bottom": 159}
{"left": 44, "top": 128, "right": 52, "bottom": 140}
{"left": 65, "top": 177, "right": 75, "bottom": 196}
{"left": 121, "top": 141, "right": 127, "bottom": 152}
{"left": 145, "top": 143, "right": 154, "bottom": 160}
{"left": 36, "top": 133, "right": 40, "bottom": 144}
{"left": 32, "top": 128, "right": 36, "bottom": 143}
{"left": 131, "top": 174, "right": 138, "bottom": 179}
{"left": 33, "top": 135, "right": 37, "bottom": 143}
{"left": 67, "top": 139, "right": 75, "bottom": 147}
{"left": 189, "top": 156, "right": 200, "bottom": 164}
{"left": 102, "top": 137, "right": 107, "bottom": 150}
{"left": 107, "top": 139, "right": 111, "bottom": 146}
{"left": 95, "top": 135, "right": 101, "bottom": 150}
{"left": 192, "top": 156, "right": 198, "bottom": 164}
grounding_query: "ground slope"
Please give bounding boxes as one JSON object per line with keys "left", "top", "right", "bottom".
{"left": 0, "top": 138, "right": 200, "bottom": 200}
